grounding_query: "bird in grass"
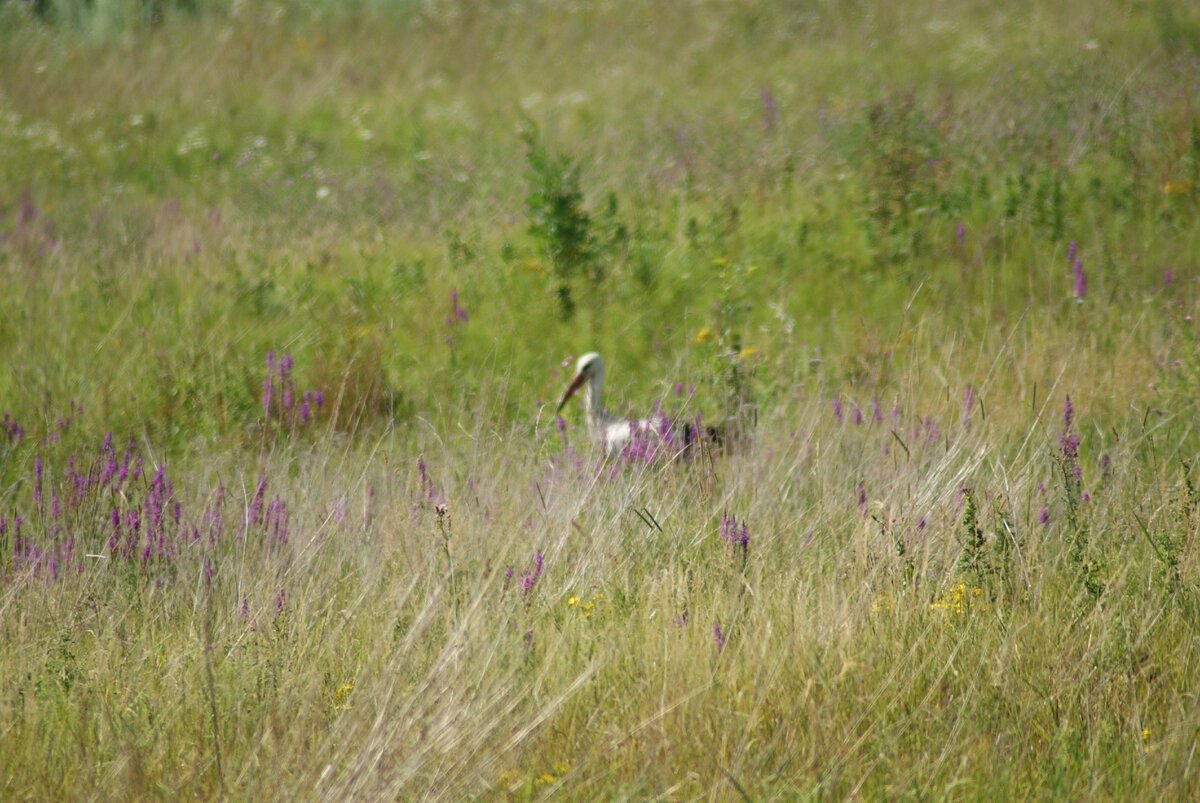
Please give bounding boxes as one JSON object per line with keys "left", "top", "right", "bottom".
{"left": 556, "top": 352, "right": 722, "bottom": 457}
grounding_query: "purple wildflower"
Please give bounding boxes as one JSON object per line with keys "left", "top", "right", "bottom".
{"left": 1059, "top": 396, "right": 1079, "bottom": 459}
{"left": 1164, "top": 268, "right": 1174, "bottom": 287}
{"left": 451, "top": 290, "right": 467, "bottom": 323}
{"left": 1037, "top": 506, "right": 1050, "bottom": 525}
{"left": 248, "top": 474, "right": 267, "bottom": 528}
{"left": 963, "top": 386, "right": 975, "bottom": 422}
{"left": 856, "top": 482, "right": 868, "bottom": 517}
{"left": 33, "top": 456, "right": 43, "bottom": 505}
{"left": 870, "top": 397, "right": 883, "bottom": 424}
{"left": 712, "top": 622, "right": 726, "bottom": 650}
{"left": 719, "top": 513, "right": 750, "bottom": 553}
{"left": 832, "top": 396, "right": 843, "bottom": 423}
{"left": 2, "top": 412, "right": 23, "bottom": 444}
{"left": 1072, "top": 258, "right": 1087, "bottom": 299}
{"left": 852, "top": 404, "right": 864, "bottom": 426}
{"left": 518, "top": 551, "right": 544, "bottom": 599}
{"left": 262, "top": 375, "right": 273, "bottom": 420}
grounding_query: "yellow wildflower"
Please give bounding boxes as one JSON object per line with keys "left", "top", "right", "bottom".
{"left": 929, "top": 583, "right": 982, "bottom": 616}
{"left": 537, "top": 772, "right": 557, "bottom": 784}
{"left": 497, "top": 770, "right": 521, "bottom": 789}
{"left": 1163, "top": 181, "right": 1193, "bottom": 195}
{"left": 567, "top": 596, "right": 579, "bottom": 607}
{"left": 693, "top": 326, "right": 714, "bottom": 345}
{"left": 738, "top": 346, "right": 759, "bottom": 361}
{"left": 333, "top": 682, "right": 354, "bottom": 711}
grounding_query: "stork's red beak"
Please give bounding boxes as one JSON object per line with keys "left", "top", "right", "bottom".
{"left": 556, "top": 371, "right": 587, "bottom": 415}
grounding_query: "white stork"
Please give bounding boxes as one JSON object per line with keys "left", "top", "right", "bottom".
{"left": 554, "top": 352, "right": 720, "bottom": 456}
{"left": 556, "top": 353, "right": 637, "bottom": 455}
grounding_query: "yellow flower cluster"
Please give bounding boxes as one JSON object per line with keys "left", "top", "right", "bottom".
{"left": 929, "top": 583, "right": 982, "bottom": 616}
{"left": 567, "top": 594, "right": 605, "bottom": 619}
{"left": 332, "top": 682, "right": 354, "bottom": 711}
{"left": 497, "top": 762, "right": 571, "bottom": 791}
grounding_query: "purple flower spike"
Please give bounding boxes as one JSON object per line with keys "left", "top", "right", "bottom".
{"left": 33, "top": 456, "right": 43, "bottom": 505}
{"left": 1072, "top": 258, "right": 1087, "bottom": 299}
{"left": 712, "top": 622, "right": 726, "bottom": 650}
{"left": 518, "top": 550, "right": 545, "bottom": 598}
{"left": 831, "top": 396, "right": 843, "bottom": 423}
{"left": 262, "top": 376, "right": 273, "bottom": 420}
{"left": 447, "top": 289, "right": 468, "bottom": 326}
{"left": 1037, "top": 506, "right": 1050, "bottom": 525}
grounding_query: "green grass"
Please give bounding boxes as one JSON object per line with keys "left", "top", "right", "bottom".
{"left": 2, "top": 0, "right": 1200, "bottom": 798}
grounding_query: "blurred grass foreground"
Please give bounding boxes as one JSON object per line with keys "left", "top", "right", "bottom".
{"left": 2, "top": 0, "right": 1200, "bottom": 798}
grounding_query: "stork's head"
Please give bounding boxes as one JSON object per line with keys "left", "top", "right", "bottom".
{"left": 556, "top": 352, "right": 604, "bottom": 415}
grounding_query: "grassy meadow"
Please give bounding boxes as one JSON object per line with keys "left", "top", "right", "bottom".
{"left": 3, "top": 0, "right": 1200, "bottom": 798}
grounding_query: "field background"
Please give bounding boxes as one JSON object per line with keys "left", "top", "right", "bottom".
{"left": 2, "top": 0, "right": 1200, "bottom": 798}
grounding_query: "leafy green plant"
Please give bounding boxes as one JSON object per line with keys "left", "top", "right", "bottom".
{"left": 522, "top": 122, "right": 596, "bottom": 320}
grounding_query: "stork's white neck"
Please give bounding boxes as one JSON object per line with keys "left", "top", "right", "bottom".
{"left": 583, "top": 374, "right": 613, "bottom": 437}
